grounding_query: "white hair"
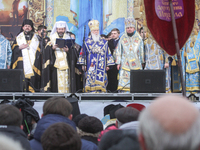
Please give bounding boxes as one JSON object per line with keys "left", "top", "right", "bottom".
{"left": 91, "top": 33, "right": 100, "bottom": 42}
{"left": 0, "top": 134, "right": 24, "bottom": 150}
{"left": 138, "top": 109, "right": 200, "bottom": 150}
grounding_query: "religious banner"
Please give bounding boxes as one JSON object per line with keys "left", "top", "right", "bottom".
{"left": 143, "top": 0, "right": 195, "bottom": 55}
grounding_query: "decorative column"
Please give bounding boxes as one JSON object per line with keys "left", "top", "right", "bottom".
{"left": 127, "top": 0, "right": 134, "bottom": 18}
{"left": 46, "top": 0, "right": 54, "bottom": 29}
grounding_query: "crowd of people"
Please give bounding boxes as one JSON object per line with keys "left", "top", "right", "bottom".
{"left": 0, "top": 94, "right": 200, "bottom": 150}
{"left": 0, "top": 16, "right": 200, "bottom": 97}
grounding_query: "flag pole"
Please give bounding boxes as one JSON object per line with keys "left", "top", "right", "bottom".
{"left": 169, "top": 0, "right": 186, "bottom": 96}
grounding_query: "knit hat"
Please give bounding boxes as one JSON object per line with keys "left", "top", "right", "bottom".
{"left": 73, "top": 114, "right": 88, "bottom": 126}
{"left": 78, "top": 116, "right": 103, "bottom": 135}
{"left": 98, "top": 129, "right": 140, "bottom": 150}
{"left": 41, "top": 122, "right": 81, "bottom": 150}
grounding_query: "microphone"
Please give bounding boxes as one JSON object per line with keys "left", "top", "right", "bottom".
{"left": 66, "top": 31, "right": 73, "bottom": 34}
{"left": 46, "top": 30, "right": 51, "bottom": 32}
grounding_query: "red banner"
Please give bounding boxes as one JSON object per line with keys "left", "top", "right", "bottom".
{"left": 144, "top": 0, "right": 195, "bottom": 55}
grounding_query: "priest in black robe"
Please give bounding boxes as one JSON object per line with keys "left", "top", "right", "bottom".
{"left": 44, "top": 21, "right": 71, "bottom": 93}
{"left": 11, "top": 19, "right": 41, "bottom": 92}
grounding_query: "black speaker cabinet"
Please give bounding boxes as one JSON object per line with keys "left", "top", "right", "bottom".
{"left": 130, "top": 70, "right": 166, "bottom": 93}
{"left": 0, "top": 69, "right": 23, "bottom": 92}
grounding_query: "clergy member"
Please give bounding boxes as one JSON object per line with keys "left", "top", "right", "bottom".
{"left": 114, "top": 17, "right": 144, "bottom": 92}
{"left": 0, "top": 27, "right": 12, "bottom": 69}
{"left": 77, "top": 20, "right": 115, "bottom": 93}
{"left": 11, "top": 19, "right": 41, "bottom": 92}
{"left": 44, "top": 21, "right": 71, "bottom": 93}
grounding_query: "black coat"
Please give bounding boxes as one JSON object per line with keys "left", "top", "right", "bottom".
{"left": 0, "top": 125, "right": 31, "bottom": 150}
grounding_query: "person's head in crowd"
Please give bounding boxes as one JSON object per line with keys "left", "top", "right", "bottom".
{"left": 0, "top": 104, "right": 22, "bottom": 127}
{"left": 98, "top": 125, "right": 118, "bottom": 142}
{"left": 88, "top": 20, "right": 100, "bottom": 42}
{"left": 20, "top": 19, "right": 35, "bottom": 34}
{"left": 37, "top": 25, "right": 47, "bottom": 38}
{"left": 77, "top": 116, "right": 103, "bottom": 145}
{"left": 50, "top": 21, "right": 69, "bottom": 39}
{"left": 139, "top": 27, "right": 146, "bottom": 39}
{"left": 103, "top": 104, "right": 124, "bottom": 128}
{"left": 55, "top": 21, "right": 67, "bottom": 38}
{"left": 106, "top": 32, "right": 112, "bottom": 40}
{"left": 44, "top": 37, "right": 50, "bottom": 45}
{"left": 0, "top": 104, "right": 31, "bottom": 150}
{"left": 41, "top": 122, "right": 81, "bottom": 150}
{"left": 71, "top": 33, "right": 76, "bottom": 39}
{"left": 30, "top": 97, "right": 76, "bottom": 150}
{"left": 138, "top": 94, "right": 200, "bottom": 150}
{"left": 98, "top": 129, "right": 140, "bottom": 150}
{"left": 115, "top": 107, "right": 139, "bottom": 128}
{"left": 125, "top": 17, "right": 135, "bottom": 37}
{"left": 101, "top": 34, "right": 107, "bottom": 39}
{"left": 73, "top": 114, "right": 88, "bottom": 126}
{"left": 0, "top": 134, "right": 24, "bottom": 150}
{"left": 111, "top": 28, "right": 120, "bottom": 40}
{"left": 43, "top": 97, "right": 73, "bottom": 120}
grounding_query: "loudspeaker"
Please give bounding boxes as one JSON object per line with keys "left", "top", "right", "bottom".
{"left": 0, "top": 69, "right": 23, "bottom": 92}
{"left": 67, "top": 97, "right": 80, "bottom": 119}
{"left": 130, "top": 70, "right": 166, "bottom": 93}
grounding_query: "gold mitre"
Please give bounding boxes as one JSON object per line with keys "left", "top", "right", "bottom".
{"left": 88, "top": 20, "right": 99, "bottom": 31}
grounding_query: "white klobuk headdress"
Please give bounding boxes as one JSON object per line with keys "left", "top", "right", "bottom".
{"left": 50, "top": 21, "right": 69, "bottom": 36}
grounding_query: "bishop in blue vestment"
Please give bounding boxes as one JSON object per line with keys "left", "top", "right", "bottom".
{"left": 77, "top": 20, "right": 115, "bottom": 93}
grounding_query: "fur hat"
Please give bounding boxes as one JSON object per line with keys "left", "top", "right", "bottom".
{"left": 73, "top": 114, "right": 88, "bottom": 126}
{"left": 78, "top": 116, "right": 103, "bottom": 134}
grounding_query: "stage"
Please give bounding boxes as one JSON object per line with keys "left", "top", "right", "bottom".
{"left": 0, "top": 92, "right": 187, "bottom": 101}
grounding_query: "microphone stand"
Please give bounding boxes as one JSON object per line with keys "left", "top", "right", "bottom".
{"left": 67, "top": 32, "right": 77, "bottom": 93}
{"left": 83, "top": 25, "right": 86, "bottom": 93}
{"left": 40, "top": 15, "right": 46, "bottom": 92}
{"left": 142, "top": 32, "right": 146, "bottom": 70}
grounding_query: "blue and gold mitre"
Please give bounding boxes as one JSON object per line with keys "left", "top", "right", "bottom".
{"left": 88, "top": 20, "right": 99, "bottom": 31}
{"left": 124, "top": 17, "right": 136, "bottom": 28}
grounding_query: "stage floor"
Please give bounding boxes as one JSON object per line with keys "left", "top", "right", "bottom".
{"left": 0, "top": 92, "right": 187, "bottom": 101}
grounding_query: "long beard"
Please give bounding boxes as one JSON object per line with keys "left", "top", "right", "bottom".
{"left": 91, "top": 33, "right": 100, "bottom": 42}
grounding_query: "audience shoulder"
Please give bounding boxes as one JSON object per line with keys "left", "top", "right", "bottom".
{"left": 0, "top": 134, "right": 24, "bottom": 150}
